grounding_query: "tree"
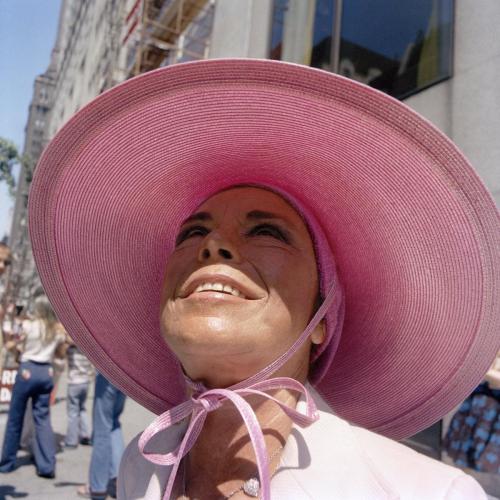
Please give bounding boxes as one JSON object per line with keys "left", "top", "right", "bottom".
{"left": 0, "top": 138, "right": 19, "bottom": 196}
{"left": 0, "top": 137, "right": 34, "bottom": 197}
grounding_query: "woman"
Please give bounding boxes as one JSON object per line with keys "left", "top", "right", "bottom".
{"left": 28, "top": 60, "right": 499, "bottom": 498}
{"left": 0, "top": 295, "right": 66, "bottom": 477}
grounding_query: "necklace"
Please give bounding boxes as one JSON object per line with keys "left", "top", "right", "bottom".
{"left": 181, "top": 445, "right": 284, "bottom": 499}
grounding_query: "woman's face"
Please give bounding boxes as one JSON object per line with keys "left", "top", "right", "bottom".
{"left": 160, "top": 187, "right": 322, "bottom": 387}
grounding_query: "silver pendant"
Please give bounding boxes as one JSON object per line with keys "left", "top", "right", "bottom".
{"left": 242, "top": 477, "right": 260, "bottom": 497}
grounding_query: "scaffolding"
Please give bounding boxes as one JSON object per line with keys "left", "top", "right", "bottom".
{"left": 123, "top": 0, "right": 215, "bottom": 77}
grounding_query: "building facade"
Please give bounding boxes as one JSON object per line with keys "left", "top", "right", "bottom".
{"left": 8, "top": 0, "right": 499, "bottom": 308}
{"left": 7, "top": 62, "right": 57, "bottom": 306}
{"left": 47, "top": 0, "right": 126, "bottom": 138}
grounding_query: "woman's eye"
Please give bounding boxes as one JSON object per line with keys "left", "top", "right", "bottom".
{"left": 175, "top": 225, "right": 209, "bottom": 246}
{"left": 247, "top": 224, "right": 290, "bottom": 243}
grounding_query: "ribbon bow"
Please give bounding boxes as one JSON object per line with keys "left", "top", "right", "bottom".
{"left": 139, "top": 378, "right": 318, "bottom": 499}
{"left": 139, "top": 284, "right": 337, "bottom": 499}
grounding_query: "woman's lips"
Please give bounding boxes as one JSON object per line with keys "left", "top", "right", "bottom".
{"left": 179, "top": 274, "right": 263, "bottom": 300}
{"left": 184, "top": 290, "right": 248, "bottom": 303}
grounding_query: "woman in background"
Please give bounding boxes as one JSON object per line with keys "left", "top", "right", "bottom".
{"left": 0, "top": 295, "right": 66, "bottom": 478}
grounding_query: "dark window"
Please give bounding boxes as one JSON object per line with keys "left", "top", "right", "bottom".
{"left": 339, "top": 0, "right": 454, "bottom": 99}
{"left": 270, "top": 0, "right": 454, "bottom": 99}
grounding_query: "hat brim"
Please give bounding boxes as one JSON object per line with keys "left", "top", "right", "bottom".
{"left": 29, "top": 59, "right": 500, "bottom": 439}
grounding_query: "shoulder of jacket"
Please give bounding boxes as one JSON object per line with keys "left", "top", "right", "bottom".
{"left": 351, "top": 425, "right": 486, "bottom": 498}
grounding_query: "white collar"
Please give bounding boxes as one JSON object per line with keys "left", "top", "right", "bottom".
{"left": 270, "top": 385, "right": 400, "bottom": 499}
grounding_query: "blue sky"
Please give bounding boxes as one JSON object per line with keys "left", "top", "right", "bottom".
{"left": 0, "top": 0, "right": 62, "bottom": 240}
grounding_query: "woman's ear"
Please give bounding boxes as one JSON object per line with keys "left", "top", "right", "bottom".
{"left": 311, "top": 320, "right": 326, "bottom": 345}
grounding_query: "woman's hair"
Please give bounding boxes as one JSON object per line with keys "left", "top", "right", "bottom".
{"left": 33, "top": 295, "right": 59, "bottom": 343}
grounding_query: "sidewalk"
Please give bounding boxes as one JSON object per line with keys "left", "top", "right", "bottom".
{"left": 0, "top": 372, "right": 154, "bottom": 499}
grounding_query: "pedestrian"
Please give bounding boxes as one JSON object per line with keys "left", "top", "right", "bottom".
{"left": 444, "top": 351, "right": 500, "bottom": 473}
{"left": 64, "top": 335, "right": 93, "bottom": 448}
{"left": 49, "top": 328, "right": 67, "bottom": 405}
{"left": 0, "top": 295, "right": 66, "bottom": 477}
{"left": 0, "top": 243, "right": 12, "bottom": 365}
{"left": 76, "top": 373, "right": 126, "bottom": 499}
{"left": 0, "top": 302, "right": 16, "bottom": 371}
{"left": 29, "top": 59, "right": 500, "bottom": 498}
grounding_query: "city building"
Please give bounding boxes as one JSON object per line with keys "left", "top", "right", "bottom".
{"left": 47, "top": 0, "right": 126, "bottom": 138}
{"left": 6, "top": 58, "right": 57, "bottom": 306}
{"left": 9, "top": 0, "right": 499, "bottom": 316}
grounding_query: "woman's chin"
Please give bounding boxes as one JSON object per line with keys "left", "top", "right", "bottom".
{"left": 162, "top": 318, "right": 257, "bottom": 349}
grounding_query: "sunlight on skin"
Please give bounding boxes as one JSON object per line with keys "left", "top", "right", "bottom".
{"left": 160, "top": 186, "right": 326, "bottom": 389}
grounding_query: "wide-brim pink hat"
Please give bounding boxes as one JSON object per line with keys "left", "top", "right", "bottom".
{"left": 29, "top": 59, "right": 500, "bottom": 440}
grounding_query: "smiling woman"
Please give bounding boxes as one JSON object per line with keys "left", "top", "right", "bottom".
{"left": 27, "top": 59, "right": 500, "bottom": 499}
{"left": 161, "top": 187, "right": 322, "bottom": 390}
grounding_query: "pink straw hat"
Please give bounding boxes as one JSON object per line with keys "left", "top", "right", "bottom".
{"left": 29, "top": 59, "right": 500, "bottom": 440}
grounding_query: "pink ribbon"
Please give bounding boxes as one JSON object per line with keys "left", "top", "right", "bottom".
{"left": 139, "top": 284, "right": 337, "bottom": 499}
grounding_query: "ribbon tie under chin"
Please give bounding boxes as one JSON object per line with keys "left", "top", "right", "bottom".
{"left": 138, "top": 377, "right": 319, "bottom": 500}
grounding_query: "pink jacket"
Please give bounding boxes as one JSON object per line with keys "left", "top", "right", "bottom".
{"left": 118, "top": 387, "right": 485, "bottom": 499}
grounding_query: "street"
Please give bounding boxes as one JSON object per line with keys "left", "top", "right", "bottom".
{"left": 0, "top": 372, "right": 154, "bottom": 499}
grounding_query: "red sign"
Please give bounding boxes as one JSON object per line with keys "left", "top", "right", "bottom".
{"left": 0, "top": 368, "right": 17, "bottom": 403}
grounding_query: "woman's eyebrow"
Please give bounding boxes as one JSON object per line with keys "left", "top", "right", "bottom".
{"left": 246, "top": 210, "right": 296, "bottom": 228}
{"left": 180, "top": 211, "right": 212, "bottom": 226}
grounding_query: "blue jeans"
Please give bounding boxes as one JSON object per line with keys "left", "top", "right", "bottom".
{"left": 0, "top": 361, "right": 56, "bottom": 475}
{"left": 65, "top": 382, "right": 91, "bottom": 446}
{"left": 89, "top": 373, "right": 126, "bottom": 493}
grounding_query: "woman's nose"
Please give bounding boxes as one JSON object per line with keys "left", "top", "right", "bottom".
{"left": 197, "top": 233, "right": 241, "bottom": 263}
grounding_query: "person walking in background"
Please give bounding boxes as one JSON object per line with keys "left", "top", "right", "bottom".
{"left": 77, "top": 372, "right": 126, "bottom": 499}
{"left": 0, "top": 295, "right": 66, "bottom": 477}
{"left": 0, "top": 242, "right": 12, "bottom": 365}
{"left": 445, "top": 351, "right": 500, "bottom": 473}
{"left": 64, "top": 336, "right": 93, "bottom": 448}
{"left": 49, "top": 328, "right": 67, "bottom": 406}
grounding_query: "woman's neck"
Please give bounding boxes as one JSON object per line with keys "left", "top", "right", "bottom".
{"left": 181, "top": 388, "right": 298, "bottom": 499}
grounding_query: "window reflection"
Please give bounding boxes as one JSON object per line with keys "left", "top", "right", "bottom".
{"left": 270, "top": 0, "right": 336, "bottom": 71}
{"left": 339, "top": 0, "right": 454, "bottom": 98}
{"left": 270, "top": 0, "right": 454, "bottom": 99}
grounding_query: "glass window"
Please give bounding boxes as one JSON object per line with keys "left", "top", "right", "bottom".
{"left": 339, "top": 0, "right": 454, "bottom": 98}
{"left": 270, "top": 0, "right": 454, "bottom": 99}
{"left": 270, "top": 0, "right": 336, "bottom": 71}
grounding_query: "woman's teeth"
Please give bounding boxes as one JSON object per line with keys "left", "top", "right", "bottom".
{"left": 194, "top": 282, "right": 244, "bottom": 297}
